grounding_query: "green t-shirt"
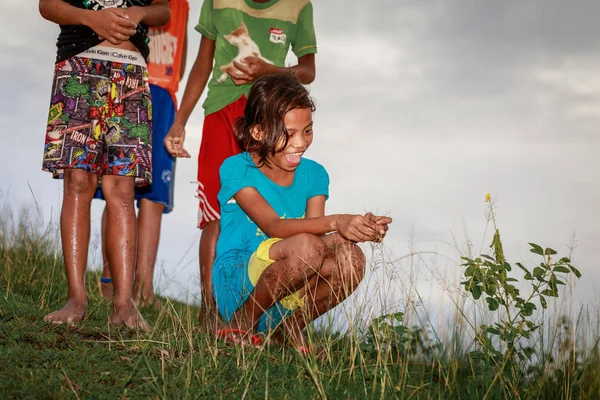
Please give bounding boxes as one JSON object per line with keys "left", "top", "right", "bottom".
{"left": 195, "top": 0, "right": 317, "bottom": 115}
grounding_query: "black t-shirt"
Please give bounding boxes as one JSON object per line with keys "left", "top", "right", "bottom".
{"left": 55, "top": 0, "right": 154, "bottom": 63}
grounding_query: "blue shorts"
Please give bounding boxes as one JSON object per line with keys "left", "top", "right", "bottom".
{"left": 213, "top": 238, "right": 305, "bottom": 333}
{"left": 94, "top": 84, "right": 176, "bottom": 213}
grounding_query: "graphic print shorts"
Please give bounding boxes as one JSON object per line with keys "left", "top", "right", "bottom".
{"left": 42, "top": 46, "right": 153, "bottom": 187}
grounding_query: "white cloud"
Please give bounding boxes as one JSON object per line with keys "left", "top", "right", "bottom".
{"left": 1, "top": 0, "right": 599, "bottom": 323}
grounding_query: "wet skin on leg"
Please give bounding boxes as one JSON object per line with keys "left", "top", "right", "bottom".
{"left": 102, "top": 175, "right": 151, "bottom": 332}
{"left": 44, "top": 169, "right": 97, "bottom": 325}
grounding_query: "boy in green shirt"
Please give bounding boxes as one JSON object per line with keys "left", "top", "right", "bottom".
{"left": 164, "top": 0, "right": 317, "bottom": 328}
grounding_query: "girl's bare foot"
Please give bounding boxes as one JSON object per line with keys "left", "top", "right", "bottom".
{"left": 109, "top": 301, "right": 152, "bottom": 332}
{"left": 44, "top": 298, "right": 87, "bottom": 325}
{"left": 295, "top": 344, "right": 325, "bottom": 360}
{"left": 216, "top": 328, "right": 263, "bottom": 347}
{"left": 290, "top": 335, "right": 325, "bottom": 359}
{"left": 280, "top": 325, "right": 324, "bottom": 359}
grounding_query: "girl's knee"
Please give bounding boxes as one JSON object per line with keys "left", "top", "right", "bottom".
{"left": 349, "top": 243, "right": 366, "bottom": 273}
{"left": 263, "top": 235, "right": 326, "bottom": 288}
{"left": 337, "top": 243, "right": 366, "bottom": 289}
{"left": 293, "top": 233, "right": 326, "bottom": 265}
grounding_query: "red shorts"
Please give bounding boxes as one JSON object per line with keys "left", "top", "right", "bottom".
{"left": 197, "top": 96, "right": 246, "bottom": 229}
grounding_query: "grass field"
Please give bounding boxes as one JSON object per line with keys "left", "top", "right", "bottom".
{"left": 1, "top": 208, "right": 600, "bottom": 399}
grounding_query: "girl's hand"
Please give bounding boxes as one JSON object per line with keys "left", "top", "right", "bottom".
{"left": 88, "top": 8, "right": 137, "bottom": 45}
{"left": 365, "top": 212, "right": 392, "bottom": 242}
{"left": 164, "top": 121, "right": 191, "bottom": 158}
{"left": 335, "top": 214, "right": 380, "bottom": 243}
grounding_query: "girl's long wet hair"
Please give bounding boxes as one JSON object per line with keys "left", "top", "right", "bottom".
{"left": 234, "top": 73, "right": 315, "bottom": 166}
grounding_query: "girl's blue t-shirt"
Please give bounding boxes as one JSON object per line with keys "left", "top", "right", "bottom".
{"left": 214, "top": 152, "right": 329, "bottom": 270}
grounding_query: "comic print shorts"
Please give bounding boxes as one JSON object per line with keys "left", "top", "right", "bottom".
{"left": 42, "top": 45, "right": 153, "bottom": 187}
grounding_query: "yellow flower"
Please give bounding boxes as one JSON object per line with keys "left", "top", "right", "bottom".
{"left": 485, "top": 193, "right": 491, "bottom": 203}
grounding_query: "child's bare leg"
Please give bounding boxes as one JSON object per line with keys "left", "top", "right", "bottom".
{"left": 44, "top": 169, "right": 97, "bottom": 324}
{"left": 277, "top": 241, "right": 366, "bottom": 350}
{"left": 102, "top": 176, "right": 151, "bottom": 332}
{"left": 133, "top": 199, "right": 164, "bottom": 309}
{"left": 99, "top": 206, "right": 112, "bottom": 300}
{"left": 226, "top": 234, "right": 327, "bottom": 342}
{"left": 199, "top": 220, "right": 223, "bottom": 331}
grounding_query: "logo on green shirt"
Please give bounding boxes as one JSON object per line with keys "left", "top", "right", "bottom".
{"left": 269, "top": 28, "right": 286, "bottom": 44}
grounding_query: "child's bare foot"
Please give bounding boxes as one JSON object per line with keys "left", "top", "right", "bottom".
{"left": 44, "top": 298, "right": 87, "bottom": 325}
{"left": 135, "top": 294, "right": 162, "bottom": 311}
{"left": 295, "top": 344, "right": 326, "bottom": 360}
{"left": 216, "top": 328, "right": 263, "bottom": 348}
{"left": 280, "top": 325, "right": 324, "bottom": 359}
{"left": 100, "top": 278, "right": 113, "bottom": 300}
{"left": 109, "top": 301, "right": 152, "bottom": 332}
{"left": 261, "top": 329, "right": 284, "bottom": 347}
{"left": 291, "top": 332, "right": 310, "bottom": 351}
{"left": 290, "top": 334, "right": 325, "bottom": 359}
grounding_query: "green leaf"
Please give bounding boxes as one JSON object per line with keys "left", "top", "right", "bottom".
{"left": 393, "top": 312, "right": 404, "bottom": 322}
{"left": 487, "top": 327, "right": 501, "bottom": 335}
{"left": 492, "top": 262, "right": 504, "bottom": 272}
{"left": 480, "top": 254, "right": 494, "bottom": 261}
{"left": 516, "top": 262, "right": 530, "bottom": 273}
{"left": 504, "top": 262, "right": 512, "bottom": 271}
{"left": 522, "top": 346, "right": 536, "bottom": 360}
{"left": 529, "top": 243, "right": 544, "bottom": 255}
{"left": 539, "top": 295, "right": 547, "bottom": 309}
{"left": 541, "top": 289, "right": 558, "bottom": 297}
{"left": 465, "top": 265, "right": 475, "bottom": 276}
{"left": 522, "top": 302, "right": 536, "bottom": 317}
{"left": 486, "top": 297, "right": 500, "bottom": 311}
{"left": 472, "top": 285, "right": 482, "bottom": 300}
{"left": 469, "top": 351, "right": 485, "bottom": 360}
{"left": 544, "top": 247, "right": 557, "bottom": 255}
{"left": 506, "top": 278, "right": 519, "bottom": 282}
{"left": 395, "top": 325, "right": 407, "bottom": 336}
{"left": 505, "top": 284, "right": 519, "bottom": 297}
{"left": 485, "top": 284, "right": 497, "bottom": 296}
{"left": 533, "top": 267, "right": 545, "bottom": 278}
{"left": 553, "top": 266, "right": 570, "bottom": 274}
{"left": 568, "top": 265, "right": 582, "bottom": 279}
{"left": 526, "top": 321, "right": 539, "bottom": 331}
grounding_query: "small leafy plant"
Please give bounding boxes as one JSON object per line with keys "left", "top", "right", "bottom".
{"left": 461, "top": 194, "right": 582, "bottom": 365}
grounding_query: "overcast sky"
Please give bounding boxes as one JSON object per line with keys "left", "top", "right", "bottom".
{"left": 1, "top": 1, "right": 598, "bottom": 326}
